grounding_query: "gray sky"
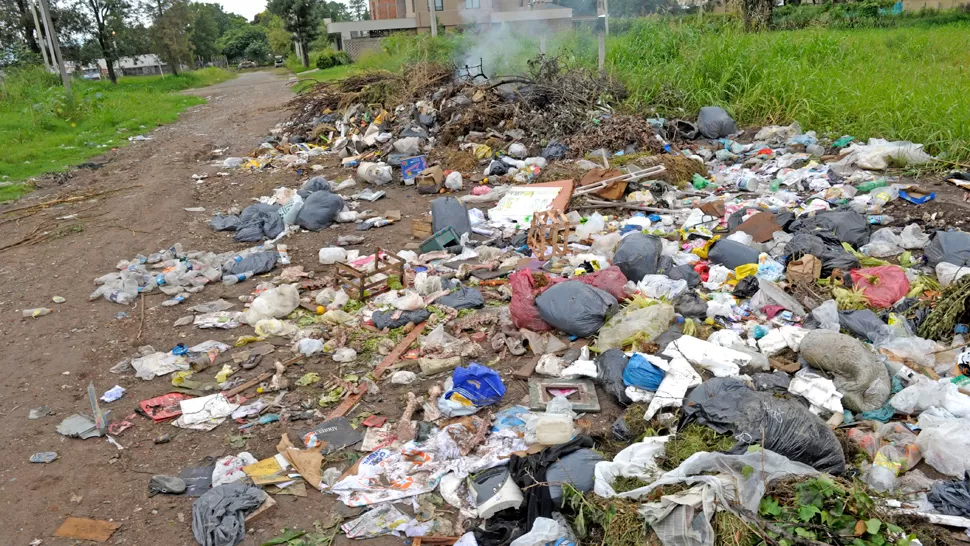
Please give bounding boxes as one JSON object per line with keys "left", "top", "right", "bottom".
{"left": 217, "top": 0, "right": 268, "bottom": 20}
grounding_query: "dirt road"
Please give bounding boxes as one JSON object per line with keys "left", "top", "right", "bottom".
{"left": 0, "top": 71, "right": 416, "bottom": 545}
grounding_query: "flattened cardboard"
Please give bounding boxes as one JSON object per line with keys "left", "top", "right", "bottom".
{"left": 54, "top": 517, "right": 120, "bottom": 542}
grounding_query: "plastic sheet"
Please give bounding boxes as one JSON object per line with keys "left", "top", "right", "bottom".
{"left": 890, "top": 379, "right": 970, "bottom": 418}
{"left": 594, "top": 300, "right": 674, "bottom": 351}
{"left": 800, "top": 329, "right": 891, "bottom": 413}
{"left": 682, "top": 377, "right": 846, "bottom": 473}
{"left": 432, "top": 196, "right": 472, "bottom": 237}
{"left": 925, "top": 230, "right": 970, "bottom": 267}
{"left": 707, "top": 239, "right": 760, "bottom": 269}
{"left": 788, "top": 208, "right": 871, "bottom": 248}
{"left": 594, "top": 349, "right": 632, "bottom": 405}
{"left": 915, "top": 414, "right": 970, "bottom": 477}
{"left": 436, "top": 287, "right": 484, "bottom": 310}
{"left": 372, "top": 309, "right": 430, "bottom": 330}
{"left": 929, "top": 474, "right": 970, "bottom": 517}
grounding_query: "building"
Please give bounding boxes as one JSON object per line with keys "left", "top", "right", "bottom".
{"left": 327, "top": 0, "right": 574, "bottom": 60}
{"left": 67, "top": 54, "right": 176, "bottom": 79}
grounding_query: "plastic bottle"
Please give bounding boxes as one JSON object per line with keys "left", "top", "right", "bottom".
{"left": 277, "top": 244, "right": 291, "bottom": 265}
{"left": 535, "top": 414, "right": 574, "bottom": 445}
{"left": 222, "top": 271, "right": 253, "bottom": 285}
{"left": 856, "top": 179, "right": 888, "bottom": 193}
{"left": 870, "top": 186, "right": 899, "bottom": 208}
{"left": 868, "top": 215, "right": 895, "bottom": 225}
{"left": 22, "top": 307, "right": 51, "bottom": 318}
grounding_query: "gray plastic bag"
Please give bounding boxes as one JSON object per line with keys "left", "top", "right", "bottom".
{"left": 436, "top": 287, "right": 484, "bottom": 310}
{"left": 697, "top": 106, "right": 738, "bottom": 139}
{"left": 431, "top": 196, "right": 471, "bottom": 237}
{"left": 682, "top": 377, "right": 845, "bottom": 474}
{"left": 234, "top": 209, "right": 284, "bottom": 242}
{"left": 372, "top": 309, "right": 431, "bottom": 330}
{"left": 210, "top": 215, "right": 240, "bottom": 232}
{"left": 225, "top": 251, "right": 278, "bottom": 276}
{"left": 547, "top": 449, "right": 605, "bottom": 505}
{"left": 787, "top": 209, "right": 870, "bottom": 248}
{"left": 612, "top": 233, "right": 662, "bottom": 283}
{"left": 536, "top": 281, "right": 618, "bottom": 337}
{"left": 595, "top": 349, "right": 632, "bottom": 405}
{"left": 296, "top": 191, "right": 344, "bottom": 231}
{"left": 838, "top": 309, "right": 893, "bottom": 345}
{"left": 708, "top": 239, "right": 760, "bottom": 269}
{"left": 192, "top": 483, "right": 267, "bottom": 546}
{"left": 799, "top": 329, "right": 891, "bottom": 413}
{"left": 925, "top": 231, "right": 970, "bottom": 267}
{"left": 297, "top": 176, "right": 332, "bottom": 199}
{"left": 667, "top": 264, "right": 700, "bottom": 289}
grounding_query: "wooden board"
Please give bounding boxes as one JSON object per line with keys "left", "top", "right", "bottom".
{"left": 54, "top": 517, "right": 121, "bottom": 542}
{"left": 528, "top": 179, "right": 575, "bottom": 212}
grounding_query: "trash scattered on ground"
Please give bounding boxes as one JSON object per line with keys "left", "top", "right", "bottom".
{"left": 67, "top": 55, "right": 970, "bottom": 546}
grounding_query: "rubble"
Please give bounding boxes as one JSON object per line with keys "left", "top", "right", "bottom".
{"left": 68, "top": 54, "right": 970, "bottom": 546}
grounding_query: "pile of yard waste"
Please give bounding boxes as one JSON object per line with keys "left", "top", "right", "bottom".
{"left": 58, "top": 57, "right": 970, "bottom": 546}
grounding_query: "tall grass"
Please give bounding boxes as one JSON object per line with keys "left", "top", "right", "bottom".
{"left": 606, "top": 18, "right": 970, "bottom": 160}
{"left": 0, "top": 67, "right": 234, "bottom": 198}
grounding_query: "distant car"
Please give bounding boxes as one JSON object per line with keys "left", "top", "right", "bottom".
{"left": 274, "top": 56, "right": 284, "bottom": 68}
{"left": 238, "top": 60, "right": 256, "bottom": 69}
{"left": 81, "top": 69, "right": 101, "bottom": 80}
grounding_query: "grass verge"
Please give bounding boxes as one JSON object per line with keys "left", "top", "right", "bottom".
{"left": 0, "top": 67, "right": 234, "bottom": 201}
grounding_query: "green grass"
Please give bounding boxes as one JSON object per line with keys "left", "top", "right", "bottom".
{"left": 0, "top": 67, "right": 234, "bottom": 200}
{"left": 292, "top": 64, "right": 362, "bottom": 92}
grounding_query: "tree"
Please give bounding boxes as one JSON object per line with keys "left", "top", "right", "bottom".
{"left": 73, "top": 0, "right": 134, "bottom": 84}
{"left": 216, "top": 24, "right": 269, "bottom": 61}
{"left": 267, "top": 0, "right": 321, "bottom": 68}
{"left": 188, "top": 2, "right": 219, "bottom": 62}
{"left": 0, "top": 0, "right": 41, "bottom": 55}
{"left": 264, "top": 14, "right": 293, "bottom": 56}
{"left": 741, "top": 0, "right": 772, "bottom": 29}
{"left": 149, "top": 0, "right": 192, "bottom": 75}
{"left": 348, "top": 0, "right": 367, "bottom": 20}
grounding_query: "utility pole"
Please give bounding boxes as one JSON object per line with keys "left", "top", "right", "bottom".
{"left": 427, "top": 0, "right": 438, "bottom": 37}
{"left": 27, "top": 0, "right": 52, "bottom": 70}
{"left": 36, "top": 0, "right": 71, "bottom": 97}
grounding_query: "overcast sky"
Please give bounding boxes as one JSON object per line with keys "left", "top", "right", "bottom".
{"left": 217, "top": 0, "right": 268, "bottom": 20}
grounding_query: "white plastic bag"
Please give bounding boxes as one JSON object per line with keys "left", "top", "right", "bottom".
{"left": 242, "top": 284, "right": 300, "bottom": 325}
{"left": 812, "top": 300, "right": 840, "bottom": 331}
{"left": 391, "top": 291, "right": 425, "bottom": 311}
{"left": 914, "top": 414, "right": 970, "bottom": 477}
{"left": 900, "top": 224, "right": 930, "bottom": 249}
{"left": 643, "top": 355, "right": 702, "bottom": 420}
{"left": 509, "top": 518, "right": 565, "bottom": 546}
{"left": 445, "top": 171, "right": 463, "bottom": 191}
{"left": 576, "top": 213, "right": 606, "bottom": 240}
{"left": 861, "top": 228, "right": 903, "bottom": 258}
{"left": 636, "top": 275, "right": 688, "bottom": 299}
{"left": 664, "top": 335, "right": 748, "bottom": 377}
{"left": 891, "top": 379, "right": 970, "bottom": 418}
{"left": 319, "top": 247, "right": 348, "bottom": 265}
{"left": 936, "top": 262, "right": 970, "bottom": 288}
{"left": 593, "top": 436, "right": 669, "bottom": 497}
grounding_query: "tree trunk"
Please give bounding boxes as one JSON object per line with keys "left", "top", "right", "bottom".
{"left": 94, "top": 20, "right": 118, "bottom": 84}
{"left": 742, "top": 0, "right": 772, "bottom": 30}
{"left": 299, "top": 39, "right": 308, "bottom": 68}
{"left": 14, "top": 0, "right": 41, "bottom": 52}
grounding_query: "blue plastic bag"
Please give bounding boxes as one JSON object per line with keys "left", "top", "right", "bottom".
{"left": 440, "top": 363, "right": 506, "bottom": 417}
{"left": 622, "top": 353, "right": 665, "bottom": 391}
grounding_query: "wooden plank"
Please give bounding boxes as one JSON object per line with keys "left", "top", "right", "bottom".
{"left": 326, "top": 322, "right": 427, "bottom": 419}
{"left": 54, "top": 517, "right": 121, "bottom": 542}
{"left": 512, "top": 357, "right": 540, "bottom": 380}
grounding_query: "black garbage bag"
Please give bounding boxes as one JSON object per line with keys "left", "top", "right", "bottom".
{"left": 783, "top": 233, "right": 859, "bottom": 276}
{"left": 210, "top": 215, "right": 241, "bottom": 232}
{"left": 653, "top": 327, "right": 684, "bottom": 351}
{"left": 297, "top": 175, "right": 332, "bottom": 199}
{"left": 509, "top": 435, "right": 594, "bottom": 529}
{"left": 486, "top": 160, "right": 509, "bottom": 176}
{"left": 787, "top": 208, "right": 870, "bottom": 248}
{"left": 541, "top": 140, "right": 568, "bottom": 160}
{"left": 224, "top": 251, "right": 278, "bottom": 276}
{"left": 733, "top": 276, "right": 760, "bottom": 299}
{"left": 925, "top": 231, "right": 970, "bottom": 267}
{"left": 595, "top": 349, "right": 632, "bottom": 405}
{"left": 751, "top": 372, "right": 791, "bottom": 393}
{"left": 838, "top": 309, "right": 893, "bottom": 345}
{"left": 296, "top": 191, "right": 344, "bottom": 231}
{"left": 708, "top": 239, "right": 760, "bottom": 269}
{"left": 234, "top": 207, "right": 284, "bottom": 242}
{"left": 535, "top": 282, "right": 618, "bottom": 337}
{"left": 666, "top": 264, "right": 701, "bottom": 289}
{"left": 674, "top": 292, "right": 707, "bottom": 318}
{"left": 546, "top": 449, "right": 604, "bottom": 506}
{"left": 929, "top": 473, "right": 970, "bottom": 517}
{"left": 372, "top": 309, "right": 431, "bottom": 330}
{"left": 697, "top": 106, "right": 738, "bottom": 139}
{"left": 612, "top": 414, "right": 632, "bottom": 441}
{"left": 436, "top": 286, "right": 484, "bottom": 310}
{"left": 431, "top": 196, "right": 471, "bottom": 237}
{"left": 613, "top": 233, "right": 662, "bottom": 282}
{"left": 681, "top": 377, "right": 846, "bottom": 474}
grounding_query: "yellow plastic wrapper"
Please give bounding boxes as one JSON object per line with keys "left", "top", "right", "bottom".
{"left": 735, "top": 263, "right": 758, "bottom": 280}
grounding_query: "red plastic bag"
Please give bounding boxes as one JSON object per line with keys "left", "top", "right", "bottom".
{"left": 573, "top": 266, "right": 629, "bottom": 302}
{"left": 510, "top": 269, "right": 558, "bottom": 331}
{"left": 850, "top": 265, "right": 910, "bottom": 309}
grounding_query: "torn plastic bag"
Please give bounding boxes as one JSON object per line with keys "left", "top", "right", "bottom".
{"left": 925, "top": 231, "right": 970, "bottom": 267}
{"left": 787, "top": 208, "right": 870, "bottom": 248}
{"left": 838, "top": 309, "right": 893, "bottom": 345}
{"left": 372, "top": 309, "right": 430, "bottom": 330}
{"left": 784, "top": 233, "right": 860, "bottom": 276}
{"left": 751, "top": 371, "right": 791, "bottom": 393}
{"left": 749, "top": 280, "right": 806, "bottom": 317}
{"left": 664, "top": 335, "right": 749, "bottom": 377}
{"left": 707, "top": 239, "right": 759, "bottom": 269}
{"left": 210, "top": 215, "right": 241, "bottom": 232}
{"left": 812, "top": 299, "right": 840, "bottom": 331}
{"left": 861, "top": 228, "right": 904, "bottom": 258}
{"left": 595, "top": 349, "right": 632, "bottom": 405}
{"left": 636, "top": 275, "right": 688, "bottom": 299}
{"left": 241, "top": 284, "right": 300, "bottom": 326}
{"left": 547, "top": 449, "right": 604, "bottom": 506}
{"left": 850, "top": 265, "right": 909, "bottom": 308}
{"left": 732, "top": 276, "right": 759, "bottom": 298}
{"left": 535, "top": 282, "right": 618, "bottom": 337}
{"left": 800, "top": 329, "right": 891, "bottom": 413}
{"left": 674, "top": 292, "right": 707, "bottom": 318}
{"left": 705, "top": 329, "right": 769, "bottom": 373}
{"left": 696, "top": 106, "right": 738, "bottom": 139}
{"left": 612, "top": 233, "right": 663, "bottom": 283}
{"left": 593, "top": 436, "right": 669, "bottom": 497}
{"left": 224, "top": 251, "right": 278, "bottom": 276}
{"left": 900, "top": 223, "right": 930, "bottom": 249}
{"left": 594, "top": 299, "right": 674, "bottom": 351}
{"left": 915, "top": 414, "right": 970, "bottom": 477}
{"left": 929, "top": 473, "right": 970, "bottom": 517}
{"left": 890, "top": 379, "right": 970, "bottom": 418}
{"left": 509, "top": 517, "right": 567, "bottom": 546}
{"left": 644, "top": 353, "right": 702, "bottom": 420}
{"left": 667, "top": 264, "right": 700, "bottom": 289}
{"left": 234, "top": 203, "right": 284, "bottom": 242}
{"left": 192, "top": 483, "right": 267, "bottom": 546}
{"left": 623, "top": 353, "right": 666, "bottom": 390}
{"left": 834, "top": 138, "right": 933, "bottom": 171}
{"left": 432, "top": 196, "right": 472, "bottom": 237}
{"left": 574, "top": 265, "right": 628, "bottom": 301}
{"left": 510, "top": 269, "right": 555, "bottom": 332}
{"left": 436, "top": 286, "right": 484, "bottom": 310}
{"left": 682, "top": 377, "right": 846, "bottom": 473}
{"left": 296, "top": 191, "right": 344, "bottom": 231}
{"left": 297, "top": 175, "right": 332, "bottom": 199}
{"left": 541, "top": 141, "right": 568, "bottom": 160}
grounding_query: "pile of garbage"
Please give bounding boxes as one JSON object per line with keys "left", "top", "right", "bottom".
{"left": 58, "top": 57, "right": 970, "bottom": 546}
